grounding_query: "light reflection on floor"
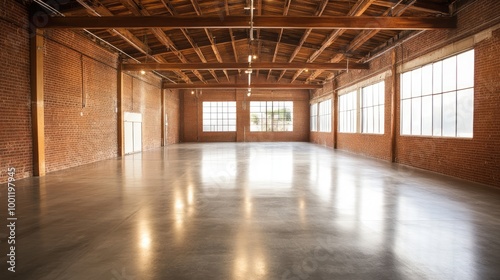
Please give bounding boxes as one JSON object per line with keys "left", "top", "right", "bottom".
{"left": 2, "top": 142, "right": 500, "bottom": 280}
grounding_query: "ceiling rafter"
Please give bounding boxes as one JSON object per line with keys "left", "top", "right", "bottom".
{"left": 291, "top": 0, "right": 377, "bottom": 83}
{"left": 224, "top": 0, "right": 238, "bottom": 63}
{"left": 308, "top": 1, "right": 415, "bottom": 82}
{"left": 40, "top": 0, "right": 458, "bottom": 85}
{"left": 117, "top": 0, "right": 206, "bottom": 83}
{"left": 374, "top": 0, "right": 449, "bottom": 14}
{"left": 267, "top": 0, "right": 292, "bottom": 81}
{"left": 189, "top": 0, "right": 230, "bottom": 82}
{"left": 81, "top": 0, "right": 192, "bottom": 83}
{"left": 277, "top": 0, "right": 329, "bottom": 82}
{"left": 255, "top": 0, "right": 263, "bottom": 77}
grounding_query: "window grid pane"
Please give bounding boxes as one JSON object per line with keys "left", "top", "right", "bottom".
{"left": 202, "top": 101, "right": 237, "bottom": 132}
{"left": 339, "top": 91, "right": 357, "bottom": 133}
{"left": 319, "top": 99, "right": 332, "bottom": 132}
{"left": 361, "top": 81, "right": 385, "bottom": 134}
{"left": 400, "top": 49, "right": 474, "bottom": 138}
{"left": 250, "top": 101, "right": 293, "bottom": 132}
{"left": 310, "top": 104, "right": 318, "bottom": 132}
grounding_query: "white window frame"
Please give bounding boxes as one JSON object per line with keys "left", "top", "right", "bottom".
{"left": 249, "top": 101, "right": 294, "bottom": 132}
{"left": 319, "top": 99, "right": 332, "bottom": 132}
{"left": 310, "top": 103, "right": 318, "bottom": 132}
{"left": 400, "top": 49, "right": 474, "bottom": 138}
{"left": 339, "top": 91, "right": 357, "bottom": 133}
{"left": 361, "top": 81, "right": 385, "bottom": 134}
{"left": 202, "top": 101, "right": 237, "bottom": 132}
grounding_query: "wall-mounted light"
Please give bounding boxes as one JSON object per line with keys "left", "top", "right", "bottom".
{"left": 140, "top": 70, "right": 146, "bottom": 75}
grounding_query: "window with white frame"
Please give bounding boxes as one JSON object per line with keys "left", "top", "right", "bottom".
{"left": 250, "top": 101, "right": 293, "bottom": 132}
{"left": 339, "top": 91, "right": 357, "bottom": 133}
{"left": 361, "top": 81, "right": 385, "bottom": 134}
{"left": 400, "top": 49, "right": 474, "bottom": 137}
{"left": 202, "top": 101, "right": 237, "bottom": 132}
{"left": 319, "top": 99, "right": 332, "bottom": 132}
{"left": 310, "top": 103, "right": 318, "bottom": 132}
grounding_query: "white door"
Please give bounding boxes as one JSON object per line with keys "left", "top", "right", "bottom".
{"left": 124, "top": 112, "right": 142, "bottom": 155}
{"left": 133, "top": 122, "right": 142, "bottom": 153}
{"left": 124, "top": 121, "right": 134, "bottom": 154}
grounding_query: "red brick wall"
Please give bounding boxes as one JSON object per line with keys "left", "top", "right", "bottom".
{"left": 0, "top": 1, "right": 32, "bottom": 183}
{"left": 43, "top": 30, "right": 118, "bottom": 172}
{"left": 42, "top": 30, "right": 167, "bottom": 172}
{"left": 179, "top": 88, "right": 310, "bottom": 142}
{"left": 123, "top": 73, "right": 163, "bottom": 151}
{"left": 165, "top": 89, "right": 180, "bottom": 145}
{"left": 325, "top": 0, "right": 500, "bottom": 186}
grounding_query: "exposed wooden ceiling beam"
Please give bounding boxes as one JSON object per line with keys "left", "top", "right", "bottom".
{"left": 277, "top": 0, "right": 329, "bottom": 82}
{"left": 43, "top": 16, "right": 457, "bottom": 30}
{"left": 116, "top": 0, "right": 205, "bottom": 83}
{"left": 256, "top": 0, "right": 263, "bottom": 77}
{"left": 162, "top": 83, "right": 323, "bottom": 89}
{"left": 122, "top": 62, "right": 368, "bottom": 71}
{"left": 82, "top": 0, "right": 192, "bottom": 83}
{"left": 307, "top": 2, "right": 412, "bottom": 82}
{"left": 267, "top": 0, "right": 292, "bottom": 81}
{"left": 224, "top": 0, "right": 238, "bottom": 63}
{"left": 189, "top": 0, "right": 229, "bottom": 82}
{"left": 291, "top": 0, "right": 377, "bottom": 82}
{"left": 374, "top": 0, "right": 449, "bottom": 14}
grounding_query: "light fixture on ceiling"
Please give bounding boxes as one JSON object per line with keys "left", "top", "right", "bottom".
{"left": 140, "top": 70, "right": 146, "bottom": 75}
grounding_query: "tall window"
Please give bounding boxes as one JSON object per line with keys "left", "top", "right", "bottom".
{"left": 250, "top": 101, "right": 293, "bottom": 132}
{"left": 202, "top": 101, "right": 237, "bottom": 132}
{"left": 319, "top": 99, "right": 332, "bottom": 132}
{"left": 310, "top": 103, "right": 318, "bottom": 132}
{"left": 400, "top": 49, "right": 474, "bottom": 137}
{"left": 361, "top": 81, "right": 385, "bottom": 134}
{"left": 339, "top": 91, "right": 357, "bottom": 133}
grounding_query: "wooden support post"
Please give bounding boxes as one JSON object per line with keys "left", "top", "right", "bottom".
{"left": 30, "top": 30, "right": 46, "bottom": 176}
{"left": 390, "top": 49, "right": 398, "bottom": 162}
{"left": 332, "top": 79, "right": 338, "bottom": 149}
{"left": 117, "top": 61, "right": 125, "bottom": 156}
{"left": 161, "top": 83, "right": 166, "bottom": 147}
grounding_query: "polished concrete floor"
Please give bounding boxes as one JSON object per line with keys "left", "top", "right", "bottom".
{"left": 1, "top": 142, "right": 500, "bottom": 280}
